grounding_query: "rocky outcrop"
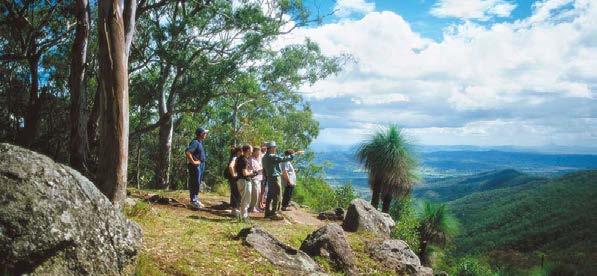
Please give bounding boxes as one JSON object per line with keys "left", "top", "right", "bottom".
{"left": 317, "top": 208, "right": 345, "bottom": 221}
{"left": 342, "top": 199, "right": 395, "bottom": 236}
{"left": 300, "top": 224, "right": 357, "bottom": 275}
{"left": 367, "top": 239, "right": 433, "bottom": 276}
{"left": 0, "top": 143, "right": 142, "bottom": 275}
{"left": 238, "top": 227, "right": 324, "bottom": 275}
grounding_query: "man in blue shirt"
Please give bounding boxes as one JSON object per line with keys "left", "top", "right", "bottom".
{"left": 185, "top": 127, "right": 208, "bottom": 209}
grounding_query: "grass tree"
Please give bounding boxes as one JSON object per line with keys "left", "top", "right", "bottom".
{"left": 356, "top": 124, "right": 418, "bottom": 213}
{"left": 417, "top": 202, "right": 460, "bottom": 266}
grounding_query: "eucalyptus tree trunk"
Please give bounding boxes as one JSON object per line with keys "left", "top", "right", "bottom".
{"left": 20, "top": 54, "right": 42, "bottom": 147}
{"left": 68, "top": 0, "right": 90, "bottom": 173}
{"left": 96, "top": 0, "right": 134, "bottom": 207}
{"left": 153, "top": 68, "right": 181, "bottom": 189}
{"left": 153, "top": 114, "right": 173, "bottom": 189}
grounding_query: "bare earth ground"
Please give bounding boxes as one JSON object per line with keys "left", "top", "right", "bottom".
{"left": 127, "top": 190, "right": 393, "bottom": 275}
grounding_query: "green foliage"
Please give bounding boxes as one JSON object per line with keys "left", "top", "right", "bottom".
{"left": 452, "top": 257, "right": 495, "bottom": 276}
{"left": 356, "top": 124, "right": 418, "bottom": 197}
{"left": 449, "top": 170, "right": 597, "bottom": 274}
{"left": 418, "top": 202, "right": 460, "bottom": 246}
{"left": 125, "top": 201, "right": 152, "bottom": 218}
{"left": 293, "top": 174, "right": 358, "bottom": 212}
{"left": 415, "top": 169, "right": 544, "bottom": 202}
{"left": 390, "top": 197, "right": 421, "bottom": 250}
{"left": 334, "top": 183, "right": 359, "bottom": 210}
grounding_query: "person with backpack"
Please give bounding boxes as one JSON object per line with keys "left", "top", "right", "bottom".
{"left": 225, "top": 146, "right": 242, "bottom": 215}
{"left": 185, "top": 127, "right": 208, "bottom": 209}
{"left": 261, "top": 141, "right": 304, "bottom": 220}
{"left": 235, "top": 145, "right": 256, "bottom": 221}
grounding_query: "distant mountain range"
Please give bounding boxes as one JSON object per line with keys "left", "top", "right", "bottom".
{"left": 315, "top": 149, "right": 597, "bottom": 199}
{"left": 413, "top": 169, "right": 544, "bottom": 202}
{"left": 311, "top": 144, "right": 597, "bottom": 155}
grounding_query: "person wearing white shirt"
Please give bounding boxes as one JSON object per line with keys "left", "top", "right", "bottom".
{"left": 280, "top": 150, "right": 297, "bottom": 211}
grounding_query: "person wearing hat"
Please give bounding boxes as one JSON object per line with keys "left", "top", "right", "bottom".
{"left": 185, "top": 127, "right": 209, "bottom": 209}
{"left": 261, "top": 141, "right": 304, "bottom": 220}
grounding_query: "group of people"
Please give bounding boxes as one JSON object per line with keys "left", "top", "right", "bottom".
{"left": 184, "top": 127, "right": 303, "bottom": 222}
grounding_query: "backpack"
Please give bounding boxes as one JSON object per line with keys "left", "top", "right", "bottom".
{"left": 223, "top": 157, "right": 233, "bottom": 179}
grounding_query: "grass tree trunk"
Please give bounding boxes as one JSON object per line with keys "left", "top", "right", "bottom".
{"left": 69, "top": 0, "right": 90, "bottom": 173}
{"left": 370, "top": 174, "right": 382, "bottom": 209}
{"left": 381, "top": 193, "right": 393, "bottom": 213}
{"left": 96, "top": 0, "right": 130, "bottom": 208}
{"left": 419, "top": 241, "right": 430, "bottom": 266}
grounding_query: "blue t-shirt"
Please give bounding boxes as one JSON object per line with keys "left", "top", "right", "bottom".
{"left": 186, "top": 139, "right": 206, "bottom": 163}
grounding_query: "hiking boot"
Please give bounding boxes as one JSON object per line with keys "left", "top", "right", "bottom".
{"left": 281, "top": 206, "right": 288, "bottom": 211}
{"left": 189, "top": 201, "right": 201, "bottom": 210}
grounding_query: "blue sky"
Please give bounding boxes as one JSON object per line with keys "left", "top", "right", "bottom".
{"left": 280, "top": 0, "right": 597, "bottom": 150}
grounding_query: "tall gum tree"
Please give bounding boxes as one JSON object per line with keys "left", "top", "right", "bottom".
{"left": 96, "top": 0, "right": 136, "bottom": 207}
{"left": 69, "top": 0, "right": 91, "bottom": 174}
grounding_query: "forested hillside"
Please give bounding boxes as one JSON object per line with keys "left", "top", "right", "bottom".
{"left": 448, "top": 170, "right": 597, "bottom": 273}
{"left": 414, "top": 169, "right": 545, "bottom": 202}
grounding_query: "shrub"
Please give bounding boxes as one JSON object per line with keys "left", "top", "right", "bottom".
{"left": 212, "top": 177, "right": 231, "bottom": 197}
{"left": 125, "top": 200, "right": 152, "bottom": 218}
{"left": 334, "top": 182, "right": 358, "bottom": 209}
{"left": 453, "top": 257, "right": 494, "bottom": 276}
{"left": 390, "top": 197, "right": 421, "bottom": 250}
{"left": 293, "top": 175, "right": 357, "bottom": 212}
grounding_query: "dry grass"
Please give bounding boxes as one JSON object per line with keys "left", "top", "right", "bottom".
{"left": 127, "top": 190, "right": 396, "bottom": 275}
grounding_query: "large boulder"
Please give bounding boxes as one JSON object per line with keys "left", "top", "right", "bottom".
{"left": 237, "top": 227, "right": 324, "bottom": 275}
{"left": 0, "top": 143, "right": 142, "bottom": 275}
{"left": 300, "top": 224, "right": 357, "bottom": 275}
{"left": 342, "top": 198, "right": 395, "bottom": 237}
{"left": 367, "top": 239, "right": 433, "bottom": 276}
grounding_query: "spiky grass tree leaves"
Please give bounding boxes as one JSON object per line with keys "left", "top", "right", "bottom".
{"left": 356, "top": 124, "right": 419, "bottom": 199}
{"left": 417, "top": 202, "right": 460, "bottom": 266}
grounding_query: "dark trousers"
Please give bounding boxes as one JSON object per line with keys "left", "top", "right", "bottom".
{"left": 265, "top": 176, "right": 281, "bottom": 216}
{"left": 228, "top": 177, "right": 240, "bottom": 208}
{"left": 282, "top": 185, "right": 294, "bottom": 208}
{"left": 188, "top": 163, "right": 202, "bottom": 203}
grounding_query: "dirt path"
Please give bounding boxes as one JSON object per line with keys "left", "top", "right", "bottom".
{"left": 135, "top": 190, "right": 327, "bottom": 227}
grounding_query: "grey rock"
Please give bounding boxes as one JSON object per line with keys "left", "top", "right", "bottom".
{"left": 238, "top": 227, "right": 325, "bottom": 275}
{"left": 367, "top": 239, "right": 433, "bottom": 276}
{"left": 125, "top": 197, "right": 140, "bottom": 207}
{"left": 342, "top": 199, "right": 395, "bottom": 237}
{"left": 317, "top": 208, "right": 345, "bottom": 221}
{"left": 0, "top": 143, "right": 142, "bottom": 275}
{"left": 300, "top": 224, "right": 357, "bottom": 275}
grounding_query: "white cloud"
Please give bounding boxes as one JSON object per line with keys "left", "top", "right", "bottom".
{"left": 281, "top": 0, "right": 597, "bottom": 147}
{"left": 430, "top": 0, "right": 517, "bottom": 20}
{"left": 351, "top": 93, "right": 409, "bottom": 105}
{"left": 334, "top": 0, "right": 376, "bottom": 18}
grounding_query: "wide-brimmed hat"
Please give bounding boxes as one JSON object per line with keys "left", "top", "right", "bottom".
{"left": 266, "top": 141, "right": 277, "bottom": 148}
